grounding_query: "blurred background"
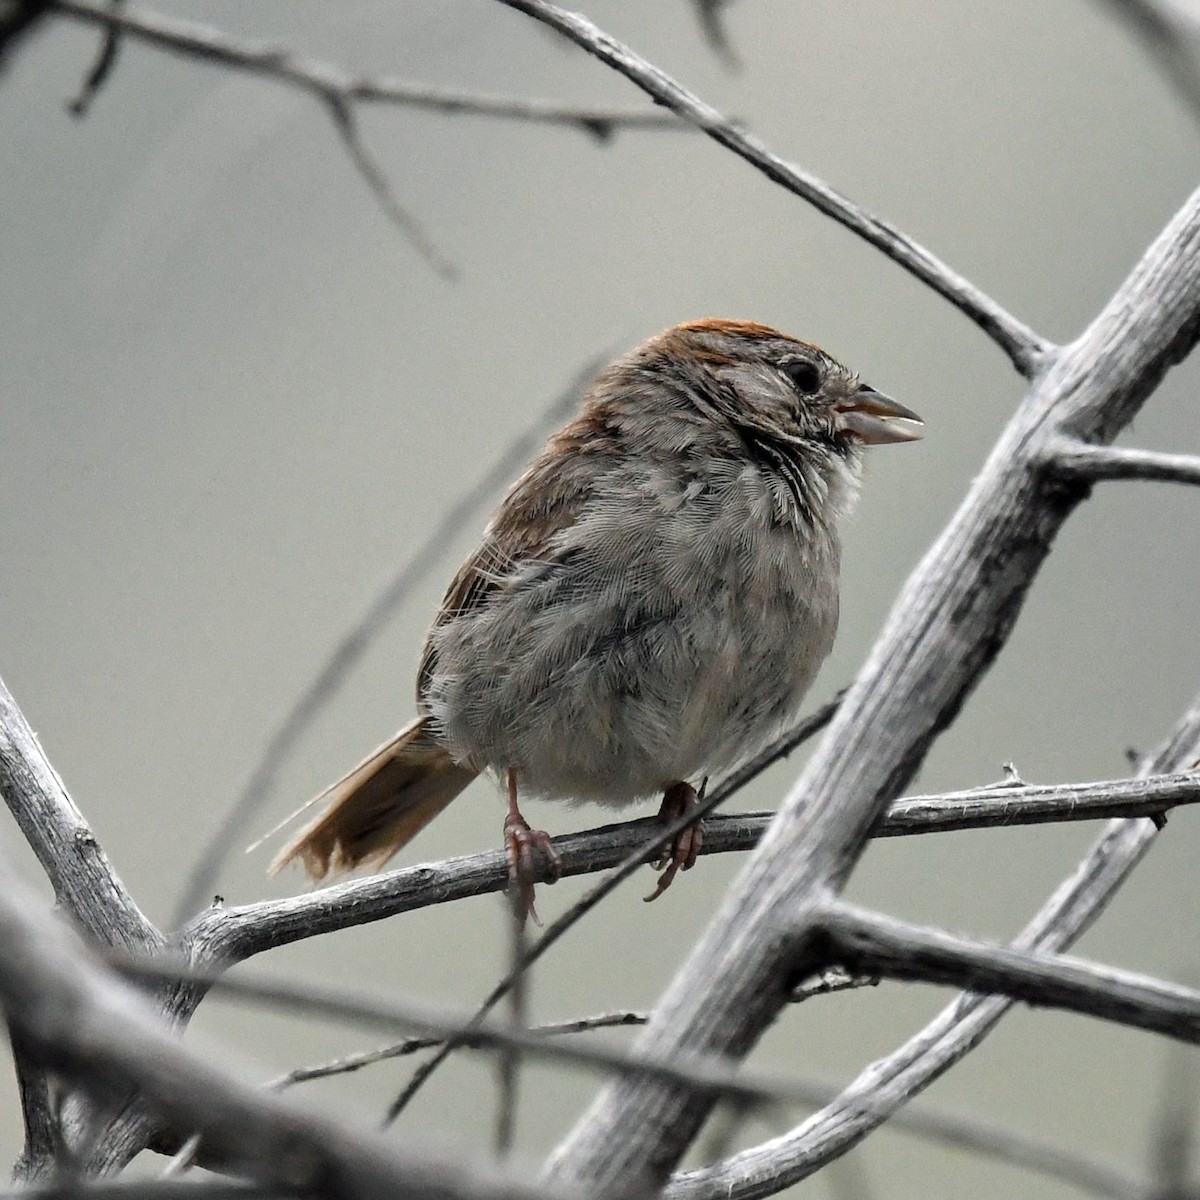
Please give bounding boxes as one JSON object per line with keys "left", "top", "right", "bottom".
{"left": 2, "top": 1, "right": 1200, "bottom": 1195}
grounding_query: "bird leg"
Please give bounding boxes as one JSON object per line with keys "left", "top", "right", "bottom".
{"left": 503, "top": 768, "right": 561, "bottom": 921}
{"left": 644, "top": 779, "right": 704, "bottom": 902}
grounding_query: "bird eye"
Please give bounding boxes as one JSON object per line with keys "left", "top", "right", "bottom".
{"left": 785, "top": 360, "right": 822, "bottom": 395}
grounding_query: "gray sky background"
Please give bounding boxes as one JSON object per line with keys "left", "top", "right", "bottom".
{"left": 2, "top": 2, "right": 1200, "bottom": 1194}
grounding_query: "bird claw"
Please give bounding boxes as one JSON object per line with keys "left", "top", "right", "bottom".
{"left": 503, "top": 810, "right": 561, "bottom": 925}
{"left": 644, "top": 781, "right": 704, "bottom": 902}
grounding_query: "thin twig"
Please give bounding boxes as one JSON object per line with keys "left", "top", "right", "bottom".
{"left": 51, "top": 0, "right": 686, "bottom": 135}
{"left": 494, "top": 895, "right": 529, "bottom": 1156}
{"left": 492, "top": 0, "right": 1050, "bottom": 375}
{"left": 66, "top": 0, "right": 123, "bottom": 115}
{"left": 158, "top": 1133, "right": 201, "bottom": 1179}
{"left": 322, "top": 92, "right": 455, "bottom": 278}
{"left": 46, "top": 0, "right": 681, "bottom": 274}
{"left": 270, "top": 1012, "right": 648, "bottom": 1091}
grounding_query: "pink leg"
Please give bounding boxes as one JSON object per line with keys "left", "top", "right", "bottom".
{"left": 644, "top": 780, "right": 704, "bottom": 903}
{"left": 502, "top": 768, "right": 561, "bottom": 921}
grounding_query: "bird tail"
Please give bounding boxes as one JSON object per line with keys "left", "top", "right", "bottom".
{"left": 268, "top": 716, "right": 477, "bottom": 880}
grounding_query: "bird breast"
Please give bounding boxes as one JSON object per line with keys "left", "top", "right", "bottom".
{"left": 423, "top": 453, "right": 846, "bottom": 805}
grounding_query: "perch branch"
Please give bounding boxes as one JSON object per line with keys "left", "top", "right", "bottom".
{"left": 189, "top": 768, "right": 1198, "bottom": 967}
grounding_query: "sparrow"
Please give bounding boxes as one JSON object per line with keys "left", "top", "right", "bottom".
{"left": 271, "top": 320, "right": 922, "bottom": 906}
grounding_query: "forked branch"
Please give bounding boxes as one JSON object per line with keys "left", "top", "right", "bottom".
{"left": 546, "top": 175, "right": 1200, "bottom": 1194}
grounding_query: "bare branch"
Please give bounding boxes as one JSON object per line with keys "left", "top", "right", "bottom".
{"left": 46, "top": 0, "right": 690, "bottom": 272}
{"left": 0, "top": 672, "right": 160, "bottom": 952}
{"left": 186, "top": 768, "right": 1199, "bottom": 968}
{"left": 817, "top": 901, "right": 1200, "bottom": 1045}
{"left": 8, "top": 1025, "right": 60, "bottom": 1183}
{"left": 666, "top": 695, "right": 1200, "bottom": 1199}
{"left": 492, "top": 0, "right": 1049, "bottom": 374}
{"left": 50, "top": 0, "right": 685, "bottom": 136}
{"left": 882, "top": 770, "right": 1200, "bottom": 832}
{"left": 66, "top": 0, "right": 123, "bottom": 115}
{"left": 270, "top": 1012, "right": 648, "bottom": 1091}
{"left": 320, "top": 92, "right": 455, "bottom": 279}
{"left": 547, "top": 173, "right": 1200, "bottom": 1189}
{"left": 0, "top": 850, "right": 575, "bottom": 1200}
{"left": 668, "top": 817, "right": 1165, "bottom": 1200}
{"left": 1051, "top": 436, "right": 1200, "bottom": 486}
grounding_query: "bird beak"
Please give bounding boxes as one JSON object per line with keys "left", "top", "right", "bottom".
{"left": 832, "top": 386, "right": 924, "bottom": 445}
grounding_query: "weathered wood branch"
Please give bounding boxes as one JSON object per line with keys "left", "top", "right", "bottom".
{"left": 184, "top": 769, "right": 1199, "bottom": 965}
{"left": 1051, "top": 436, "right": 1200, "bottom": 485}
{"left": 0, "top": 673, "right": 159, "bottom": 952}
{"left": 666, "top": 695, "right": 1200, "bottom": 1199}
{"left": 0, "top": 849, "right": 573, "bottom": 1200}
{"left": 545, "top": 177, "right": 1200, "bottom": 1194}
{"left": 816, "top": 901, "right": 1200, "bottom": 1044}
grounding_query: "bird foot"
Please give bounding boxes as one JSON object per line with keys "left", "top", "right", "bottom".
{"left": 503, "top": 806, "right": 561, "bottom": 925}
{"left": 644, "top": 780, "right": 704, "bottom": 902}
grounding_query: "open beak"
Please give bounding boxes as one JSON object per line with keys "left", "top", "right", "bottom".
{"left": 832, "top": 386, "right": 924, "bottom": 445}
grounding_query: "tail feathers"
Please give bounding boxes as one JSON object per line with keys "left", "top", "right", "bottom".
{"left": 269, "top": 717, "right": 477, "bottom": 880}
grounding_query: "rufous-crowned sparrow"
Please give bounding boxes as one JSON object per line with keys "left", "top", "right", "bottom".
{"left": 271, "top": 320, "right": 922, "bottom": 905}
